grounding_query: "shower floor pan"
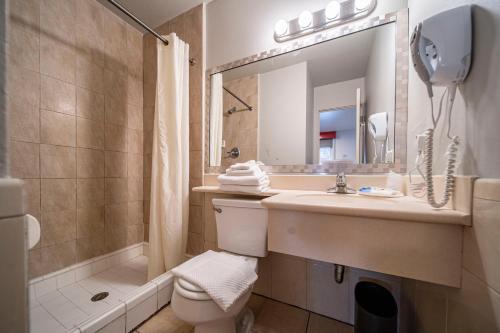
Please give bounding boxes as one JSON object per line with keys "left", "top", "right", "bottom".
{"left": 29, "top": 243, "right": 174, "bottom": 333}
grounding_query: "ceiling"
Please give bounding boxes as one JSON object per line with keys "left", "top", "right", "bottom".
{"left": 97, "top": 0, "right": 210, "bottom": 31}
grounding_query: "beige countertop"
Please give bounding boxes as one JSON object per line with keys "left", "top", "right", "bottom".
{"left": 262, "top": 191, "right": 471, "bottom": 226}
{"left": 193, "top": 186, "right": 471, "bottom": 226}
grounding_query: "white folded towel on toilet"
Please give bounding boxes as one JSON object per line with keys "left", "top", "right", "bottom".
{"left": 171, "top": 250, "right": 258, "bottom": 312}
{"left": 228, "top": 160, "right": 263, "bottom": 171}
{"left": 219, "top": 184, "right": 270, "bottom": 194}
{"left": 225, "top": 166, "right": 264, "bottom": 177}
{"left": 217, "top": 174, "right": 269, "bottom": 186}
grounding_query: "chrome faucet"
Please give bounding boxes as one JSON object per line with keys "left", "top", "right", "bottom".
{"left": 327, "top": 172, "right": 357, "bottom": 194}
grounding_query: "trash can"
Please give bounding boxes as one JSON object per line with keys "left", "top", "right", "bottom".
{"left": 354, "top": 281, "right": 398, "bottom": 333}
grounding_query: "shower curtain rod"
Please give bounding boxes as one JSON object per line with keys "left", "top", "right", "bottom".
{"left": 106, "top": 0, "right": 197, "bottom": 65}
{"left": 106, "top": 0, "right": 169, "bottom": 45}
{"left": 223, "top": 87, "right": 253, "bottom": 111}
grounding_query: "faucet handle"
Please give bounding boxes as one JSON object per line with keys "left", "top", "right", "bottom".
{"left": 336, "top": 172, "right": 346, "bottom": 187}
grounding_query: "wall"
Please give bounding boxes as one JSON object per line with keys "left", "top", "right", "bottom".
{"left": 221, "top": 74, "right": 259, "bottom": 169}
{"left": 142, "top": 5, "right": 204, "bottom": 255}
{"left": 0, "top": 0, "right": 6, "bottom": 177}
{"left": 259, "top": 62, "right": 309, "bottom": 165}
{"left": 407, "top": 0, "right": 500, "bottom": 178}
{"left": 365, "top": 23, "right": 396, "bottom": 163}
{"left": 206, "top": 0, "right": 408, "bottom": 69}
{"left": 405, "top": 179, "right": 500, "bottom": 332}
{"left": 335, "top": 129, "right": 357, "bottom": 161}
{"left": 7, "top": 0, "right": 144, "bottom": 278}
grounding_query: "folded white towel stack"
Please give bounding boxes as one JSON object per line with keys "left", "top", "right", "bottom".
{"left": 171, "top": 250, "right": 258, "bottom": 312}
{"left": 218, "top": 160, "right": 270, "bottom": 194}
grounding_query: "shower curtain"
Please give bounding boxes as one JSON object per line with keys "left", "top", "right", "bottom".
{"left": 148, "top": 33, "right": 190, "bottom": 280}
{"left": 209, "top": 73, "right": 223, "bottom": 166}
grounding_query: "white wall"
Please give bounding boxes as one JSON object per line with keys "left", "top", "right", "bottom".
{"left": 206, "top": 0, "right": 408, "bottom": 69}
{"left": 407, "top": 0, "right": 500, "bottom": 178}
{"left": 335, "top": 129, "right": 357, "bottom": 161}
{"left": 306, "top": 67, "right": 315, "bottom": 164}
{"left": 259, "top": 62, "right": 309, "bottom": 164}
{"left": 365, "top": 23, "right": 396, "bottom": 162}
{"left": 313, "top": 78, "right": 365, "bottom": 163}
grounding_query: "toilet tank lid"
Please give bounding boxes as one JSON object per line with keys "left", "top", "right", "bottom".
{"left": 212, "top": 198, "right": 265, "bottom": 209}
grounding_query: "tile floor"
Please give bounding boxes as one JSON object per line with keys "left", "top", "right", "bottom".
{"left": 134, "top": 294, "right": 354, "bottom": 333}
{"left": 30, "top": 256, "right": 149, "bottom": 332}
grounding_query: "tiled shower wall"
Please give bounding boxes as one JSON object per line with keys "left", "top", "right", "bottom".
{"left": 7, "top": 0, "right": 144, "bottom": 278}
{"left": 142, "top": 5, "right": 204, "bottom": 252}
{"left": 221, "top": 74, "right": 259, "bottom": 169}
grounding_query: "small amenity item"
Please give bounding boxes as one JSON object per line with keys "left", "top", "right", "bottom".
{"left": 358, "top": 186, "right": 404, "bottom": 198}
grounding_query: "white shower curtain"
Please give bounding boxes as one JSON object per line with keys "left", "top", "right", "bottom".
{"left": 148, "top": 33, "right": 190, "bottom": 280}
{"left": 209, "top": 73, "right": 223, "bottom": 166}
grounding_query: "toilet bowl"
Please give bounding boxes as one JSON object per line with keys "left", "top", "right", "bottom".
{"left": 172, "top": 253, "right": 257, "bottom": 333}
{"left": 171, "top": 199, "right": 268, "bottom": 333}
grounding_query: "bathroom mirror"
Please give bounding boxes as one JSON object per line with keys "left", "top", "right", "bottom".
{"left": 207, "top": 10, "right": 408, "bottom": 174}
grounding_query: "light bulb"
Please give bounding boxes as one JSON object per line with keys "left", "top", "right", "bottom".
{"left": 298, "top": 10, "right": 313, "bottom": 29}
{"left": 274, "top": 19, "right": 289, "bottom": 36}
{"left": 355, "top": 0, "right": 371, "bottom": 11}
{"left": 325, "top": 1, "right": 340, "bottom": 20}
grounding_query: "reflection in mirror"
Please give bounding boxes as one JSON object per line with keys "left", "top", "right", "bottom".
{"left": 209, "top": 22, "right": 396, "bottom": 167}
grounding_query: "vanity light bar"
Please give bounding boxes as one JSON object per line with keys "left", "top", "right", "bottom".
{"left": 274, "top": 0, "right": 377, "bottom": 42}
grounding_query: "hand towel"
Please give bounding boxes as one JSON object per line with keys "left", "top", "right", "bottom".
{"left": 171, "top": 250, "right": 257, "bottom": 312}
{"left": 229, "top": 160, "right": 263, "bottom": 171}
{"left": 217, "top": 174, "right": 269, "bottom": 186}
{"left": 219, "top": 184, "right": 270, "bottom": 194}
{"left": 225, "top": 166, "right": 265, "bottom": 177}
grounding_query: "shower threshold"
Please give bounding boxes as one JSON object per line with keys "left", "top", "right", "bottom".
{"left": 29, "top": 243, "right": 173, "bottom": 333}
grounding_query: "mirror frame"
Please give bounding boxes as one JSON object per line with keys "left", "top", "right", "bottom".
{"left": 204, "top": 9, "right": 408, "bottom": 174}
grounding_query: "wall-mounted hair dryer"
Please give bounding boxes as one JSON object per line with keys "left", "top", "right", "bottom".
{"left": 409, "top": 5, "right": 472, "bottom": 208}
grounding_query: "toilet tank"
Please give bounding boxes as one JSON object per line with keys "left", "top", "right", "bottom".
{"left": 212, "top": 198, "right": 268, "bottom": 257}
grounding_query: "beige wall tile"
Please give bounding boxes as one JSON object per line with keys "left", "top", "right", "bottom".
{"left": 9, "top": 140, "right": 40, "bottom": 178}
{"left": 271, "top": 253, "right": 307, "bottom": 308}
{"left": 127, "top": 153, "right": 143, "bottom": 178}
{"left": 127, "top": 201, "right": 143, "bottom": 226}
{"left": 8, "top": 97, "right": 40, "bottom": 143}
{"left": 7, "top": 63, "right": 40, "bottom": 107}
{"left": 77, "top": 205, "right": 105, "bottom": 239}
{"left": 41, "top": 110, "right": 76, "bottom": 147}
{"left": 23, "top": 179, "right": 41, "bottom": 218}
{"left": 105, "top": 178, "right": 128, "bottom": 204}
{"left": 75, "top": 0, "right": 104, "bottom": 67}
{"left": 105, "top": 224, "right": 127, "bottom": 252}
{"left": 189, "top": 150, "right": 203, "bottom": 179}
{"left": 76, "top": 148, "right": 104, "bottom": 178}
{"left": 7, "top": 0, "right": 40, "bottom": 72}
{"left": 40, "top": 35, "right": 76, "bottom": 84}
{"left": 105, "top": 151, "right": 128, "bottom": 178}
{"left": 77, "top": 178, "right": 105, "bottom": 209}
{"left": 41, "top": 75, "right": 76, "bottom": 115}
{"left": 103, "top": 11, "right": 127, "bottom": 74}
{"left": 464, "top": 198, "right": 500, "bottom": 294}
{"left": 189, "top": 122, "right": 202, "bottom": 151}
{"left": 446, "top": 270, "right": 500, "bottom": 333}
{"left": 77, "top": 117, "right": 104, "bottom": 149}
{"left": 128, "top": 129, "right": 143, "bottom": 154}
{"left": 105, "top": 203, "right": 128, "bottom": 228}
{"left": 76, "top": 88, "right": 104, "bottom": 121}
{"left": 40, "top": 144, "right": 76, "bottom": 178}
{"left": 40, "top": 240, "right": 77, "bottom": 273}
{"left": 307, "top": 260, "right": 350, "bottom": 322}
{"left": 474, "top": 179, "right": 500, "bottom": 202}
{"left": 40, "top": 0, "right": 76, "bottom": 44}
{"left": 128, "top": 176, "right": 143, "bottom": 201}
{"left": 127, "top": 104, "right": 143, "bottom": 130}
{"left": 188, "top": 205, "right": 203, "bottom": 234}
{"left": 254, "top": 255, "right": 272, "bottom": 298}
{"left": 105, "top": 124, "right": 127, "bottom": 152}
{"left": 41, "top": 179, "right": 76, "bottom": 212}
{"left": 41, "top": 209, "right": 76, "bottom": 247}
{"left": 187, "top": 232, "right": 204, "bottom": 255}
{"left": 126, "top": 25, "right": 143, "bottom": 78}
{"left": 104, "top": 68, "right": 127, "bottom": 101}
{"left": 76, "top": 56, "right": 104, "bottom": 93}
{"left": 77, "top": 234, "right": 105, "bottom": 262}
{"left": 128, "top": 74, "right": 143, "bottom": 107}
{"left": 143, "top": 106, "right": 154, "bottom": 132}
{"left": 105, "top": 96, "right": 128, "bottom": 126}
{"left": 127, "top": 224, "right": 144, "bottom": 246}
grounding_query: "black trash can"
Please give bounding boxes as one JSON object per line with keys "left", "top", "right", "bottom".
{"left": 354, "top": 281, "right": 398, "bottom": 333}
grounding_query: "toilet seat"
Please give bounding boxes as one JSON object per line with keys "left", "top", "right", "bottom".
{"left": 173, "top": 252, "right": 258, "bottom": 302}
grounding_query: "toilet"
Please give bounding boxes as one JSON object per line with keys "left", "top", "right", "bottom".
{"left": 171, "top": 198, "right": 268, "bottom": 333}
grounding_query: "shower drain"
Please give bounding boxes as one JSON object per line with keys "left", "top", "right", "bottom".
{"left": 91, "top": 292, "right": 109, "bottom": 302}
